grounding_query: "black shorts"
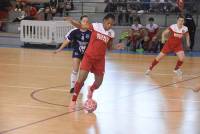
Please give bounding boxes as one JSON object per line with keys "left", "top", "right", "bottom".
{"left": 72, "top": 49, "right": 84, "bottom": 59}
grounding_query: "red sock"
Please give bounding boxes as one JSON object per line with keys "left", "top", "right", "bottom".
{"left": 72, "top": 82, "right": 84, "bottom": 101}
{"left": 149, "top": 59, "right": 159, "bottom": 70}
{"left": 90, "top": 82, "right": 98, "bottom": 92}
{"left": 174, "top": 60, "right": 183, "bottom": 70}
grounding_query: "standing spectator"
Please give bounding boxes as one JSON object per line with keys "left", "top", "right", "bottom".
{"left": 184, "top": 13, "right": 196, "bottom": 51}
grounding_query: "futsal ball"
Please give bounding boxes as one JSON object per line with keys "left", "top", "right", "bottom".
{"left": 84, "top": 99, "right": 97, "bottom": 113}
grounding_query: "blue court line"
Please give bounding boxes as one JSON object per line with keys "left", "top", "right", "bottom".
{"left": 1, "top": 44, "right": 200, "bottom": 57}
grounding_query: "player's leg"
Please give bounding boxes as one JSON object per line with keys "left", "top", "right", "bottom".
{"left": 145, "top": 52, "right": 166, "bottom": 75}
{"left": 173, "top": 50, "right": 184, "bottom": 76}
{"left": 87, "top": 58, "right": 105, "bottom": 99}
{"left": 87, "top": 74, "right": 104, "bottom": 99}
{"left": 69, "top": 54, "right": 91, "bottom": 108}
{"left": 145, "top": 42, "right": 171, "bottom": 75}
{"left": 70, "top": 69, "right": 89, "bottom": 108}
{"left": 143, "top": 35, "right": 150, "bottom": 51}
{"left": 70, "top": 58, "right": 81, "bottom": 93}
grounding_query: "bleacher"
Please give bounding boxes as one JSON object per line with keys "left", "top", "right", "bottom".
{"left": 1, "top": 0, "right": 200, "bottom": 50}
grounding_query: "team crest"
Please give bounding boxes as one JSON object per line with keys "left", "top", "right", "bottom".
{"left": 86, "top": 34, "right": 90, "bottom": 39}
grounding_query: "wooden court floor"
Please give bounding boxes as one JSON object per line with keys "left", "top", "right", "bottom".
{"left": 0, "top": 48, "right": 200, "bottom": 134}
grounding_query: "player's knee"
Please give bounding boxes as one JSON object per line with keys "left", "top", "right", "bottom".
{"left": 179, "top": 57, "right": 184, "bottom": 61}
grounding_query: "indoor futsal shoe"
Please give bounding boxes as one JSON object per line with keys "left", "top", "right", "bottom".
{"left": 70, "top": 88, "right": 74, "bottom": 93}
{"left": 173, "top": 69, "right": 182, "bottom": 76}
{"left": 145, "top": 69, "right": 151, "bottom": 75}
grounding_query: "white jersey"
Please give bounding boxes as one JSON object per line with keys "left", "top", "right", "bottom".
{"left": 146, "top": 24, "right": 159, "bottom": 33}
{"left": 131, "top": 24, "right": 143, "bottom": 31}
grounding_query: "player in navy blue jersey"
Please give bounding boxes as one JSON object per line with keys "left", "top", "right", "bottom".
{"left": 55, "top": 15, "right": 91, "bottom": 93}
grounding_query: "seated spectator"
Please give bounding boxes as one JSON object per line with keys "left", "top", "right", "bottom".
{"left": 0, "top": 0, "right": 12, "bottom": 31}
{"left": 143, "top": 17, "right": 160, "bottom": 52}
{"left": 44, "top": 4, "right": 52, "bottom": 20}
{"left": 13, "top": 3, "right": 38, "bottom": 22}
{"left": 130, "top": 17, "right": 145, "bottom": 51}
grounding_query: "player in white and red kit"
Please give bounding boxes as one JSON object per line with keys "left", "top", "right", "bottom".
{"left": 68, "top": 14, "right": 124, "bottom": 108}
{"left": 145, "top": 15, "right": 190, "bottom": 76}
{"left": 130, "top": 18, "right": 144, "bottom": 51}
{"left": 143, "top": 17, "right": 160, "bottom": 52}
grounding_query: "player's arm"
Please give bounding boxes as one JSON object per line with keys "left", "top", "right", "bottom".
{"left": 70, "top": 19, "right": 90, "bottom": 30}
{"left": 185, "top": 32, "right": 190, "bottom": 48}
{"left": 161, "top": 28, "right": 170, "bottom": 44}
{"left": 54, "top": 39, "right": 71, "bottom": 53}
{"left": 155, "top": 27, "right": 160, "bottom": 37}
{"left": 107, "top": 39, "right": 125, "bottom": 51}
{"left": 152, "top": 27, "right": 160, "bottom": 41}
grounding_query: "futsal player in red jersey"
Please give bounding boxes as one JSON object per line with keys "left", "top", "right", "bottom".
{"left": 145, "top": 15, "right": 190, "bottom": 76}
{"left": 67, "top": 14, "right": 124, "bottom": 108}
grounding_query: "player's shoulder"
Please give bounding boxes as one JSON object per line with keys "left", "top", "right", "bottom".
{"left": 169, "top": 24, "right": 176, "bottom": 28}
{"left": 182, "top": 25, "right": 188, "bottom": 32}
{"left": 169, "top": 24, "right": 178, "bottom": 32}
{"left": 153, "top": 23, "right": 159, "bottom": 28}
{"left": 92, "top": 22, "right": 115, "bottom": 38}
{"left": 107, "top": 29, "right": 115, "bottom": 38}
{"left": 138, "top": 24, "right": 143, "bottom": 28}
{"left": 68, "top": 28, "right": 78, "bottom": 34}
{"left": 91, "top": 22, "right": 102, "bottom": 28}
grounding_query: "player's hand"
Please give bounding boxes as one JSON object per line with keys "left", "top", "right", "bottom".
{"left": 54, "top": 49, "right": 61, "bottom": 54}
{"left": 115, "top": 43, "right": 125, "bottom": 50}
{"left": 152, "top": 36, "right": 157, "bottom": 42}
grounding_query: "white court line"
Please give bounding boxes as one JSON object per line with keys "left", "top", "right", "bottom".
{"left": 163, "top": 98, "right": 200, "bottom": 103}
{"left": 0, "top": 63, "right": 68, "bottom": 69}
{"left": 0, "top": 104, "right": 64, "bottom": 110}
{"left": 0, "top": 85, "right": 43, "bottom": 89}
{"left": 107, "top": 70, "right": 198, "bottom": 77}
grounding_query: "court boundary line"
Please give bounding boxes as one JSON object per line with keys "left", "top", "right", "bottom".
{"left": 1, "top": 74, "right": 200, "bottom": 134}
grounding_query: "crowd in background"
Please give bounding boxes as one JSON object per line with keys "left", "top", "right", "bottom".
{"left": 104, "top": 0, "right": 198, "bottom": 25}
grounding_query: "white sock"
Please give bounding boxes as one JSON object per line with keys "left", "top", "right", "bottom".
{"left": 70, "top": 71, "right": 78, "bottom": 89}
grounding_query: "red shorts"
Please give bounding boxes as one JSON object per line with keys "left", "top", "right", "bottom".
{"left": 80, "top": 54, "right": 105, "bottom": 76}
{"left": 161, "top": 41, "right": 183, "bottom": 54}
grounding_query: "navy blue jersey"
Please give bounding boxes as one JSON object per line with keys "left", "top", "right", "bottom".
{"left": 65, "top": 28, "right": 91, "bottom": 59}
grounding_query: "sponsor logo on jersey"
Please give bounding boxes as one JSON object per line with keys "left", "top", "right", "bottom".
{"left": 174, "top": 33, "right": 183, "bottom": 38}
{"left": 96, "top": 33, "right": 110, "bottom": 43}
{"left": 86, "top": 34, "right": 90, "bottom": 39}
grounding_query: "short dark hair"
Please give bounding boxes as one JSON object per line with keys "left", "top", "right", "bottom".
{"left": 149, "top": 17, "right": 154, "bottom": 21}
{"left": 80, "top": 15, "right": 88, "bottom": 21}
{"left": 177, "top": 14, "right": 185, "bottom": 19}
{"left": 103, "top": 13, "right": 115, "bottom": 21}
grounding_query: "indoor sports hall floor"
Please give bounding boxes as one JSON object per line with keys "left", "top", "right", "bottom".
{"left": 0, "top": 47, "right": 200, "bottom": 134}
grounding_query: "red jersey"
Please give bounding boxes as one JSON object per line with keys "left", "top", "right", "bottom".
{"left": 161, "top": 24, "right": 188, "bottom": 54}
{"left": 85, "top": 23, "right": 115, "bottom": 59}
{"left": 168, "top": 24, "right": 188, "bottom": 44}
